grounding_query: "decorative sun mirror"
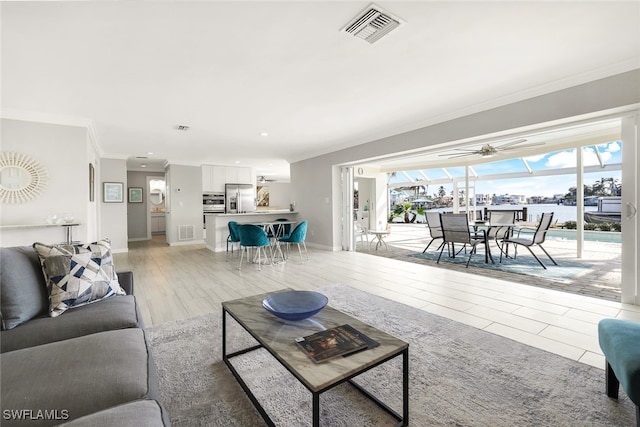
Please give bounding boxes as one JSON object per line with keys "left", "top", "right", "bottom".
{"left": 0, "top": 152, "right": 48, "bottom": 204}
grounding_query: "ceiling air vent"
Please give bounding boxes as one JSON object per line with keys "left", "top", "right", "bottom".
{"left": 342, "top": 4, "right": 402, "bottom": 44}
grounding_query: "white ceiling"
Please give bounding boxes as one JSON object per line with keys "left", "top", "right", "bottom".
{"left": 2, "top": 2, "right": 639, "bottom": 181}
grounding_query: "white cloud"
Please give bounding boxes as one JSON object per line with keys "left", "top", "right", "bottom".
{"left": 544, "top": 148, "right": 612, "bottom": 168}
{"left": 605, "top": 141, "right": 621, "bottom": 152}
{"left": 523, "top": 154, "right": 545, "bottom": 162}
{"left": 545, "top": 150, "right": 576, "bottom": 168}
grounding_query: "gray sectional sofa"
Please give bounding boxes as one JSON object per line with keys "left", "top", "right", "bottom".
{"left": 0, "top": 246, "right": 170, "bottom": 426}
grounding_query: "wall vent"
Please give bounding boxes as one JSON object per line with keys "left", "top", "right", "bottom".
{"left": 178, "top": 225, "right": 195, "bottom": 241}
{"left": 342, "top": 4, "right": 402, "bottom": 44}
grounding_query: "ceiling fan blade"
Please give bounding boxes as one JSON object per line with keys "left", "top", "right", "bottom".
{"left": 438, "top": 149, "right": 478, "bottom": 156}
{"left": 500, "top": 142, "right": 545, "bottom": 150}
{"left": 444, "top": 152, "right": 479, "bottom": 159}
{"left": 495, "top": 138, "right": 528, "bottom": 149}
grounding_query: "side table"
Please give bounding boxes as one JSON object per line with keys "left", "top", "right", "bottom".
{"left": 369, "top": 231, "right": 390, "bottom": 250}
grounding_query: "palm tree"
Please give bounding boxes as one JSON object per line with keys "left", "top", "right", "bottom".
{"left": 392, "top": 202, "right": 414, "bottom": 223}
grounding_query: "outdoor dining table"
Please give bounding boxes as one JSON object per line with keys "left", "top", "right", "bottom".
{"left": 471, "top": 221, "right": 517, "bottom": 259}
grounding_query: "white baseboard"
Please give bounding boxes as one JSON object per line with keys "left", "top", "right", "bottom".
{"left": 168, "top": 239, "right": 205, "bottom": 247}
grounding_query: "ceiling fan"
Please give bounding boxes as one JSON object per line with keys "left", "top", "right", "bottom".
{"left": 439, "top": 139, "right": 545, "bottom": 159}
{"left": 258, "top": 175, "right": 277, "bottom": 184}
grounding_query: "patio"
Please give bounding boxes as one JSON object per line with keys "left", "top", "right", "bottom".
{"left": 356, "top": 223, "right": 622, "bottom": 302}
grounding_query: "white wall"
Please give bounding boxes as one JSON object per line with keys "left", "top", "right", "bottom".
{"left": 99, "top": 158, "right": 128, "bottom": 252}
{"left": 290, "top": 70, "right": 640, "bottom": 250}
{"left": 257, "top": 182, "right": 292, "bottom": 210}
{"left": 290, "top": 160, "right": 334, "bottom": 250}
{"left": 0, "top": 119, "right": 95, "bottom": 247}
{"left": 165, "top": 164, "right": 203, "bottom": 245}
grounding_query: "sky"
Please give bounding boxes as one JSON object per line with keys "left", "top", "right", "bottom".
{"left": 396, "top": 141, "right": 623, "bottom": 198}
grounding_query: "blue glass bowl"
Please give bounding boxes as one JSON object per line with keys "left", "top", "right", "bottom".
{"left": 262, "top": 290, "right": 328, "bottom": 321}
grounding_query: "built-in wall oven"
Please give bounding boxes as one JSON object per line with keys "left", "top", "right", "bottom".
{"left": 203, "top": 193, "right": 225, "bottom": 228}
{"left": 203, "top": 192, "right": 225, "bottom": 212}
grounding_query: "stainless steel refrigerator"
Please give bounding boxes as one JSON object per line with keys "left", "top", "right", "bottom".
{"left": 225, "top": 184, "right": 256, "bottom": 213}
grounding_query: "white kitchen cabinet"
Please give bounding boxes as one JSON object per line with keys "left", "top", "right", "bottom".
{"left": 224, "top": 167, "right": 237, "bottom": 185}
{"left": 235, "top": 167, "right": 252, "bottom": 184}
{"left": 202, "top": 165, "right": 213, "bottom": 192}
{"left": 212, "top": 167, "right": 226, "bottom": 192}
{"left": 225, "top": 166, "right": 251, "bottom": 184}
{"left": 202, "top": 165, "right": 226, "bottom": 192}
{"left": 202, "top": 165, "right": 252, "bottom": 192}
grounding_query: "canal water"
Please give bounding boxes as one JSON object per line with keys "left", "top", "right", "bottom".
{"left": 425, "top": 204, "right": 596, "bottom": 223}
{"left": 483, "top": 203, "right": 597, "bottom": 223}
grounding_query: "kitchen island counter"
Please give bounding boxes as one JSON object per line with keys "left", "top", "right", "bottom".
{"left": 212, "top": 209, "right": 295, "bottom": 216}
{"left": 204, "top": 211, "right": 299, "bottom": 252}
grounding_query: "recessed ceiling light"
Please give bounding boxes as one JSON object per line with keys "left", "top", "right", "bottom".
{"left": 141, "top": 164, "right": 147, "bottom": 168}
{"left": 147, "top": 152, "right": 154, "bottom": 155}
{"left": 260, "top": 132, "right": 269, "bottom": 137}
{"left": 235, "top": 161, "right": 241, "bottom": 164}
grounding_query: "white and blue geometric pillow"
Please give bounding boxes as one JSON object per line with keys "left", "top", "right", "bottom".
{"left": 33, "top": 238, "right": 126, "bottom": 317}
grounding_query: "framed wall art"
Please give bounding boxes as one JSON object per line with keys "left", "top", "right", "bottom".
{"left": 128, "top": 187, "right": 143, "bottom": 203}
{"left": 257, "top": 185, "right": 269, "bottom": 207}
{"left": 103, "top": 182, "right": 124, "bottom": 203}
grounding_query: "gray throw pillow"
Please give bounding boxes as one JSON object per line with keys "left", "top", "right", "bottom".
{"left": 0, "top": 246, "right": 49, "bottom": 330}
{"left": 33, "top": 238, "right": 126, "bottom": 317}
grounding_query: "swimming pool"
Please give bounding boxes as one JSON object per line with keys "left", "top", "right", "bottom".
{"left": 545, "top": 228, "right": 621, "bottom": 243}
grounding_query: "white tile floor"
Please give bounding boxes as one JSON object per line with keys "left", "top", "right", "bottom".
{"left": 120, "top": 235, "right": 639, "bottom": 372}
{"left": 345, "top": 250, "right": 639, "bottom": 370}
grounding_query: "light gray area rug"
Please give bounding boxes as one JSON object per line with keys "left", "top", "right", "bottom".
{"left": 147, "top": 284, "right": 635, "bottom": 426}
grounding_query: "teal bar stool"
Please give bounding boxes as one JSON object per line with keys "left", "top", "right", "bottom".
{"left": 598, "top": 318, "right": 640, "bottom": 426}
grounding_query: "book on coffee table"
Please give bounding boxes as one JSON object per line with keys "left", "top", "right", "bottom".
{"left": 295, "top": 324, "right": 379, "bottom": 363}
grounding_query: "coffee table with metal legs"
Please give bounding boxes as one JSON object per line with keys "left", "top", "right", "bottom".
{"left": 222, "top": 290, "right": 409, "bottom": 426}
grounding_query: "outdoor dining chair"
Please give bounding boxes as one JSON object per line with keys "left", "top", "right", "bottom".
{"left": 438, "top": 213, "right": 493, "bottom": 267}
{"left": 423, "top": 211, "right": 445, "bottom": 253}
{"left": 486, "top": 210, "right": 517, "bottom": 258}
{"left": 487, "top": 210, "right": 516, "bottom": 240}
{"left": 501, "top": 212, "right": 558, "bottom": 269}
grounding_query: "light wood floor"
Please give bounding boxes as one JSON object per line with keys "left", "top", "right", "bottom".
{"left": 115, "top": 235, "right": 640, "bottom": 370}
